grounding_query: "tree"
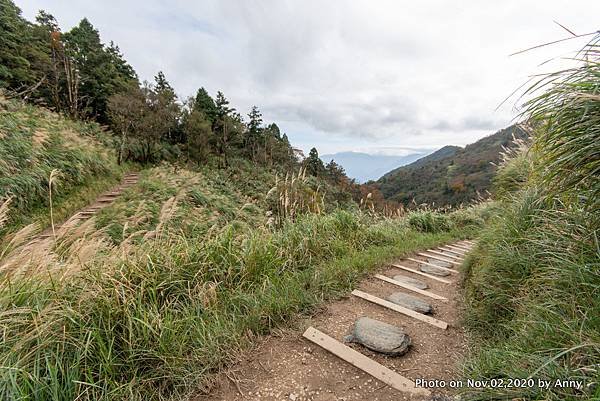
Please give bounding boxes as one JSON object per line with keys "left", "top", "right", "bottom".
{"left": 62, "top": 18, "right": 137, "bottom": 121}
{"left": 154, "top": 71, "right": 172, "bottom": 93}
{"left": 246, "top": 105, "right": 263, "bottom": 161}
{"left": 0, "top": 0, "right": 33, "bottom": 89}
{"left": 107, "top": 83, "right": 146, "bottom": 164}
{"left": 304, "top": 147, "right": 326, "bottom": 177}
{"left": 193, "top": 87, "right": 217, "bottom": 124}
{"left": 108, "top": 81, "right": 179, "bottom": 164}
{"left": 181, "top": 96, "right": 212, "bottom": 162}
{"left": 32, "top": 10, "right": 62, "bottom": 108}
{"left": 213, "top": 91, "right": 237, "bottom": 166}
{"left": 153, "top": 71, "right": 179, "bottom": 142}
{"left": 326, "top": 159, "right": 346, "bottom": 183}
{"left": 0, "top": 0, "right": 53, "bottom": 99}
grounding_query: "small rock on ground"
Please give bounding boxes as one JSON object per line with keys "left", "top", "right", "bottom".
{"left": 420, "top": 264, "right": 451, "bottom": 276}
{"left": 344, "top": 317, "right": 411, "bottom": 356}
{"left": 427, "top": 258, "right": 453, "bottom": 268}
{"left": 393, "top": 275, "right": 429, "bottom": 289}
{"left": 386, "top": 292, "right": 433, "bottom": 314}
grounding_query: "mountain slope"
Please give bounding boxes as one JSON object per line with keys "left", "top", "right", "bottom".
{"left": 0, "top": 96, "right": 123, "bottom": 236}
{"left": 320, "top": 151, "right": 428, "bottom": 182}
{"left": 376, "top": 125, "right": 528, "bottom": 207}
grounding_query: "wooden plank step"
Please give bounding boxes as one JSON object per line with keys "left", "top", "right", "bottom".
{"left": 392, "top": 264, "right": 452, "bottom": 284}
{"left": 445, "top": 245, "right": 469, "bottom": 254}
{"left": 417, "top": 252, "right": 460, "bottom": 265}
{"left": 440, "top": 246, "right": 467, "bottom": 255}
{"left": 374, "top": 274, "right": 447, "bottom": 300}
{"left": 437, "top": 247, "right": 465, "bottom": 256}
{"left": 352, "top": 290, "right": 449, "bottom": 329}
{"left": 426, "top": 249, "right": 464, "bottom": 261}
{"left": 452, "top": 242, "right": 472, "bottom": 249}
{"left": 407, "top": 258, "right": 458, "bottom": 274}
{"left": 302, "top": 327, "right": 430, "bottom": 396}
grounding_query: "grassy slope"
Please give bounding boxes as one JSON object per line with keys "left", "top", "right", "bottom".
{"left": 0, "top": 156, "right": 484, "bottom": 400}
{"left": 0, "top": 96, "right": 124, "bottom": 240}
{"left": 462, "top": 189, "right": 599, "bottom": 400}
{"left": 460, "top": 39, "right": 600, "bottom": 400}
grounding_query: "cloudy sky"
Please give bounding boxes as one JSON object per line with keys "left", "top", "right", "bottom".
{"left": 18, "top": 1, "right": 600, "bottom": 155}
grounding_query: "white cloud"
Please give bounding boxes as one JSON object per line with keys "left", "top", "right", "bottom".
{"left": 17, "top": 0, "right": 600, "bottom": 155}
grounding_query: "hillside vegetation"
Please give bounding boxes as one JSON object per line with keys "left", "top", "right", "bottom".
{"left": 0, "top": 96, "right": 123, "bottom": 238}
{"left": 0, "top": 134, "right": 485, "bottom": 400}
{"left": 376, "top": 125, "right": 528, "bottom": 207}
{"left": 461, "top": 36, "right": 600, "bottom": 400}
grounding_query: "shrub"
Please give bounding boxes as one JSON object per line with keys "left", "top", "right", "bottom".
{"left": 407, "top": 210, "right": 453, "bottom": 233}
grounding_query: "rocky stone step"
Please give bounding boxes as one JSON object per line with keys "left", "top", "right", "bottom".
{"left": 386, "top": 292, "right": 433, "bottom": 314}
{"left": 427, "top": 258, "right": 453, "bottom": 269}
{"left": 392, "top": 275, "right": 429, "bottom": 290}
{"left": 344, "top": 317, "right": 411, "bottom": 356}
{"left": 419, "top": 264, "right": 451, "bottom": 276}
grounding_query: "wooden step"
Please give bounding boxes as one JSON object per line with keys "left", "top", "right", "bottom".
{"left": 302, "top": 327, "right": 430, "bottom": 396}
{"left": 392, "top": 264, "right": 452, "bottom": 284}
{"left": 407, "top": 258, "right": 458, "bottom": 274}
{"left": 417, "top": 252, "right": 460, "bottom": 265}
{"left": 352, "top": 290, "right": 448, "bottom": 329}
{"left": 426, "top": 249, "right": 464, "bottom": 261}
{"left": 374, "top": 274, "right": 447, "bottom": 300}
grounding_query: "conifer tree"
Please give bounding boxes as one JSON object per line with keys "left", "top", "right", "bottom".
{"left": 304, "top": 147, "right": 326, "bottom": 177}
{"left": 246, "top": 105, "right": 263, "bottom": 161}
{"left": 194, "top": 87, "right": 217, "bottom": 123}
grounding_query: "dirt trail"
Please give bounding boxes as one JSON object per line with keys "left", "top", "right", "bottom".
{"left": 26, "top": 172, "right": 139, "bottom": 246}
{"left": 195, "top": 241, "right": 474, "bottom": 401}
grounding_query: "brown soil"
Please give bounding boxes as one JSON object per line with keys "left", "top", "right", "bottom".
{"left": 194, "top": 243, "right": 470, "bottom": 401}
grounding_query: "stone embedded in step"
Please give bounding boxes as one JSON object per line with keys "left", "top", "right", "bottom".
{"left": 392, "top": 275, "right": 429, "bottom": 290}
{"left": 427, "top": 258, "right": 453, "bottom": 268}
{"left": 419, "top": 264, "right": 451, "bottom": 276}
{"left": 386, "top": 292, "right": 433, "bottom": 314}
{"left": 344, "top": 317, "right": 411, "bottom": 356}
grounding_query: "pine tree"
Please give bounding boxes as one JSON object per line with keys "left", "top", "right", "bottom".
{"left": 62, "top": 18, "right": 136, "bottom": 121}
{"left": 214, "top": 91, "right": 237, "bottom": 165}
{"left": 154, "top": 71, "right": 173, "bottom": 95}
{"left": 0, "top": 0, "right": 47, "bottom": 92}
{"left": 246, "top": 105, "right": 263, "bottom": 161}
{"left": 193, "top": 87, "right": 217, "bottom": 123}
{"left": 304, "top": 147, "right": 326, "bottom": 177}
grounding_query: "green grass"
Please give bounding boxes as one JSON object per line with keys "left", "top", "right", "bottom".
{"left": 460, "top": 35, "right": 600, "bottom": 400}
{"left": 461, "top": 188, "right": 599, "bottom": 400}
{"left": 0, "top": 161, "right": 481, "bottom": 400}
{"left": 0, "top": 96, "right": 123, "bottom": 240}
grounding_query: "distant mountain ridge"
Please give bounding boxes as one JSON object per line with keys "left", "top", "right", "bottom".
{"left": 380, "top": 145, "right": 460, "bottom": 178}
{"left": 376, "top": 125, "right": 528, "bottom": 207}
{"left": 321, "top": 151, "right": 429, "bottom": 183}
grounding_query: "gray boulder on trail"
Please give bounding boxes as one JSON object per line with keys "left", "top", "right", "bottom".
{"left": 386, "top": 292, "right": 433, "bottom": 314}
{"left": 427, "top": 258, "right": 453, "bottom": 268}
{"left": 344, "top": 317, "right": 411, "bottom": 356}
{"left": 419, "top": 264, "right": 451, "bottom": 276}
{"left": 392, "top": 275, "right": 429, "bottom": 289}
